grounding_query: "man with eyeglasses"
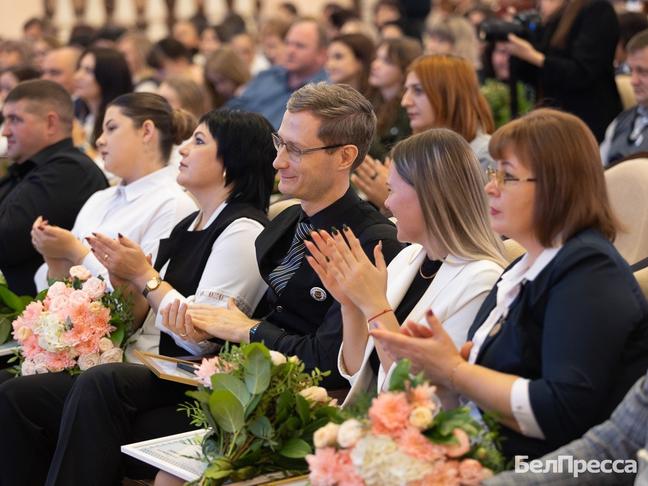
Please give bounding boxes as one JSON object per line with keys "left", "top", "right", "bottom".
{"left": 601, "top": 29, "right": 648, "bottom": 166}
{"left": 167, "top": 82, "right": 403, "bottom": 390}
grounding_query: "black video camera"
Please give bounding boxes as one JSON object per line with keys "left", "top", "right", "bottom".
{"left": 478, "top": 10, "right": 542, "bottom": 42}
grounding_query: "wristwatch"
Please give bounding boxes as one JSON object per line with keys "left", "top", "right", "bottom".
{"left": 142, "top": 276, "right": 163, "bottom": 297}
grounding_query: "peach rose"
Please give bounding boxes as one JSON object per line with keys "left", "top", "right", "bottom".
{"left": 14, "top": 326, "right": 32, "bottom": 341}
{"left": 82, "top": 277, "right": 106, "bottom": 300}
{"left": 98, "top": 337, "right": 114, "bottom": 353}
{"left": 78, "top": 353, "right": 101, "bottom": 371}
{"left": 409, "top": 406, "right": 434, "bottom": 430}
{"left": 69, "top": 265, "right": 92, "bottom": 281}
{"left": 299, "top": 386, "right": 330, "bottom": 404}
{"left": 100, "top": 347, "right": 123, "bottom": 364}
{"left": 68, "top": 290, "right": 90, "bottom": 308}
{"left": 313, "top": 423, "right": 340, "bottom": 448}
{"left": 47, "top": 281, "right": 69, "bottom": 298}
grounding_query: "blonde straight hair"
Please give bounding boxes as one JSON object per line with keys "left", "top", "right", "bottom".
{"left": 392, "top": 128, "right": 505, "bottom": 266}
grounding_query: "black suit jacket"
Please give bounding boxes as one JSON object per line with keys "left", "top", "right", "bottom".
{"left": 251, "top": 189, "right": 403, "bottom": 388}
{"left": 515, "top": 0, "right": 621, "bottom": 141}
{"left": 468, "top": 228, "right": 648, "bottom": 459}
{"left": 0, "top": 139, "right": 107, "bottom": 295}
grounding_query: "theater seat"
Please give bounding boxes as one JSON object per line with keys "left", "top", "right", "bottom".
{"left": 616, "top": 74, "right": 637, "bottom": 110}
{"left": 268, "top": 198, "right": 300, "bottom": 220}
{"left": 634, "top": 267, "right": 648, "bottom": 300}
{"left": 503, "top": 238, "right": 526, "bottom": 263}
{"left": 605, "top": 158, "right": 648, "bottom": 265}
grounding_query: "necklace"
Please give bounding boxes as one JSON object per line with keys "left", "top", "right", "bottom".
{"left": 419, "top": 265, "right": 438, "bottom": 280}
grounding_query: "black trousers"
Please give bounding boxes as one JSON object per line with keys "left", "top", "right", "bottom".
{"left": 0, "top": 363, "right": 195, "bottom": 486}
{"left": 0, "top": 371, "right": 76, "bottom": 486}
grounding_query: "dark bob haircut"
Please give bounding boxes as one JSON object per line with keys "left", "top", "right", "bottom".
{"left": 199, "top": 109, "right": 276, "bottom": 212}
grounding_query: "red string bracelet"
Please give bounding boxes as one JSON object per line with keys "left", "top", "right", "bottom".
{"left": 367, "top": 308, "right": 393, "bottom": 322}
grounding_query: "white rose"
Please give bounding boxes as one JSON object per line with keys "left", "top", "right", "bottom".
{"left": 100, "top": 347, "right": 124, "bottom": 364}
{"left": 78, "top": 353, "right": 101, "bottom": 371}
{"left": 337, "top": 419, "right": 364, "bottom": 448}
{"left": 288, "top": 355, "right": 300, "bottom": 364}
{"left": 21, "top": 360, "right": 36, "bottom": 376}
{"left": 313, "top": 422, "right": 340, "bottom": 448}
{"left": 409, "top": 406, "right": 434, "bottom": 430}
{"left": 269, "top": 350, "right": 287, "bottom": 366}
{"left": 299, "top": 386, "right": 329, "bottom": 404}
{"left": 98, "top": 337, "right": 114, "bottom": 353}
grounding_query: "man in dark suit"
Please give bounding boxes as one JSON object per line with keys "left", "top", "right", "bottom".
{"left": 0, "top": 80, "right": 107, "bottom": 295}
{"left": 164, "top": 81, "right": 403, "bottom": 389}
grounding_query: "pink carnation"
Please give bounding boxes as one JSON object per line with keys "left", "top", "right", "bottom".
{"left": 408, "top": 383, "right": 438, "bottom": 409}
{"left": 13, "top": 301, "right": 44, "bottom": 331}
{"left": 396, "top": 426, "right": 446, "bottom": 462}
{"left": 195, "top": 357, "right": 235, "bottom": 387}
{"left": 368, "top": 392, "right": 411, "bottom": 436}
{"left": 306, "top": 448, "right": 345, "bottom": 486}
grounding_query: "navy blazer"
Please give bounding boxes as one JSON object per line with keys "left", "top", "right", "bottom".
{"left": 468, "top": 228, "right": 648, "bottom": 459}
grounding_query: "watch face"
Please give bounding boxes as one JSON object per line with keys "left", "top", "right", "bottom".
{"left": 147, "top": 277, "right": 161, "bottom": 290}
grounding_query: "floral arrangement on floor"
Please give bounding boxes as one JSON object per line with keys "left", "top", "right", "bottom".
{"left": 306, "top": 360, "right": 505, "bottom": 486}
{"left": 9, "top": 265, "right": 133, "bottom": 375}
{"left": 180, "top": 342, "right": 343, "bottom": 486}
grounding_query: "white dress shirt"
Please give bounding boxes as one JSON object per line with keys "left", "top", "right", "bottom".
{"left": 467, "top": 246, "right": 562, "bottom": 439}
{"left": 128, "top": 201, "right": 268, "bottom": 360}
{"left": 34, "top": 165, "right": 197, "bottom": 291}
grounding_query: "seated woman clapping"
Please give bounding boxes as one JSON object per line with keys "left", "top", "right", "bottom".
{"left": 306, "top": 128, "right": 505, "bottom": 404}
{"left": 31, "top": 92, "right": 198, "bottom": 293}
{"left": 87, "top": 109, "right": 276, "bottom": 358}
{"left": 369, "top": 109, "right": 648, "bottom": 460}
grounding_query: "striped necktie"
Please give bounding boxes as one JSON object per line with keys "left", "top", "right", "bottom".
{"left": 630, "top": 106, "right": 648, "bottom": 146}
{"left": 267, "top": 218, "right": 314, "bottom": 296}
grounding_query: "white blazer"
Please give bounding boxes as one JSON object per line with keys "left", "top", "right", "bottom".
{"left": 338, "top": 244, "right": 503, "bottom": 405}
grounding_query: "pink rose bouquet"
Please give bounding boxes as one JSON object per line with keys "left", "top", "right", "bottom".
{"left": 307, "top": 360, "right": 505, "bottom": 486}
{"left": 10, "top": 266, "right": 133, "bottom": 375}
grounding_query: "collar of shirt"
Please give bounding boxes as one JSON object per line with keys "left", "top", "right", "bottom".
{"left": 7, "top": 138, "right": 74, "bottom": 179}
{"left": 116, "top": 165, "right": 178, "bottom": 203}
{"left": 468, "top": 245, "right": 562, "bottom": 364}
{"left": 305, "top": 187, "right": 361, "bottom": 231}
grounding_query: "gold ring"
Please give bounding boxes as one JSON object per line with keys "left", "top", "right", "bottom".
{"left": 370, "top": 172, "right": 378, "bottom": 180}
{"left": 179, "top": 332, "right": 188, "bottom": 338}
{"left": 103, "top": 253, "right": 109, "bottom": 260}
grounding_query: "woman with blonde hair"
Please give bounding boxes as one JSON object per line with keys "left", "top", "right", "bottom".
{"left": 370, "top": 109, "right": 648, "bottom": 460}
{"left": 203, "top": 46, "right": 250, "bottom": 108}
{"left": 307, "top": 128, "right": 505, "bottom": 404}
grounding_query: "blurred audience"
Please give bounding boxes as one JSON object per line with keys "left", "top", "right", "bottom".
{"left": 325, "top": 33, "right": 375, "bottom": 96}
{"left": 204, "top": 46, "right": 250, "bottom": 109}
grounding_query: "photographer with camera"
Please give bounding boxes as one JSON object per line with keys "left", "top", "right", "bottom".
{"left": 486, "top": 0, "right": 621, "bottom": 142}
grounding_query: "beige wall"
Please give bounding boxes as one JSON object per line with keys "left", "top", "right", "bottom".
{"left": 1, "top": 0, "right": 41, "bottom": 39}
